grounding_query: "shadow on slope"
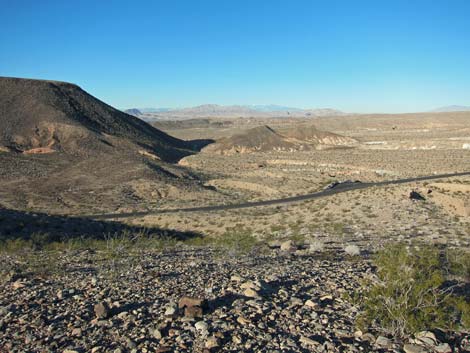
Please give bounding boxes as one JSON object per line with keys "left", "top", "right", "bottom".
{"left": 0, "top": 207, "right": 201, "bottom": 243}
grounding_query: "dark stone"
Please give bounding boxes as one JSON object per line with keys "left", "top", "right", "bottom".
{"left": 409, "top": 191, "right": 426, "bottom": 201}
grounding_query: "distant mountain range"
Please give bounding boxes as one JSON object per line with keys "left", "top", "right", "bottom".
{"left": 431, "top": 105, "right": 470, "bottom": 112}
{"left": 248, "top": 104, "right": 304, "bottom": 112}
{"left": 124, "top": 108, "right": 142, "bottom": 116}
{"left": 124, "top": 104, "right": 346, "bottom": 120}
{"left": 139, "top": 107, "right": 173, "bottom": 113}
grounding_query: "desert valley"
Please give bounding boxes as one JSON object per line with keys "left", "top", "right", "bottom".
{"left": 0, "top": 76, "right": 469, "bottom": 353}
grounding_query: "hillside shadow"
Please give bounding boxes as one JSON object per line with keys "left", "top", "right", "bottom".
{"left": 187, "top": 138, "right": 215, "bottom": 152}
{"left": 0, "top": 207, "right": 202, "bottom": 243}
{"left": 137, "top": 138, "right": 214, "bottom": 163}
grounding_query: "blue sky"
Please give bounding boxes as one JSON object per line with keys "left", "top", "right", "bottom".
{"left": 1, "top": 0, "right": 469, "bottom": 113}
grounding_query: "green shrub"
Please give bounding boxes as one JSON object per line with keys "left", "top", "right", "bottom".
{"left": 357, "top": 244, "right": 469, "bottom": 337}
{"left": 446, "top": 249, "right": 470, "bottom": 282}
{"left": 211, "top": 231, "right": 258, "bottom": 255}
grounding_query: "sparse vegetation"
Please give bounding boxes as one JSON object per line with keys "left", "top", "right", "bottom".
{"left": 356, "top": 244, "right": 470, "bottom": 337}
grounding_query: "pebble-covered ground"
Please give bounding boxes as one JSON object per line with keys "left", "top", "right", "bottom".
{"left": 1, "top": 245, "right": 469, "bottom": 353}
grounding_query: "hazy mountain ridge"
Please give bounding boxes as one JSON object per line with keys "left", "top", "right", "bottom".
{"left": 432, "top": 105, "right": 470, "bottom": 112}
{"left": 134, "top": 104, "right": 345, "bottom": 120}
{"left": 124, "top": 108, "right": 142, "bottom": 116}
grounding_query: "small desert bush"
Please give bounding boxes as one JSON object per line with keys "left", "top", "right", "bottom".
{"left": 0, "top": 236, "right": 64, "bottom": 278}
{"left": 357, "top": 244, "right": 470, "bottom": 337}
{"left": 181, "top": 226, "right": 259, "bottom": 255}
{"left": 446, "top": 249, "right": 470, "bottom": 282}
{"left": 211, "top": 231, "right": 258, "bottom": 255}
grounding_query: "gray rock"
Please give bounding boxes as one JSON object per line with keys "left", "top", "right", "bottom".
{"left": 243, "top": 288, "right": 259, "bottom": 298}
{"left": 375, "top": 336, "right": 392, "bottom": 347}
{"left": 153, "top": 328, "right": 162, "bottom": 339}
{"left": 164, "top": 303, "right": 178, "bottom": 318}
{"left": 344, "top": 244, "right": 361, "bottom": 256}
{"left": 280, "top": 240, "right": 296, "bottom": 252}
{"left": 434, "top": 343, "right": 452, "bottom": 353}
{"left": 93, "top": 302, "right": 110, "bottom": 319}
{"left": 299, "top": 335, "right": 319, "bottom": 346}
{"left": 205, "top": 335, "right": 220, "bottom": 349}
{"left": 403, "top": 343, "right": 429, "bottom": 353}
{"left": 195, "top": 321, "right": 209, "bottom": 335}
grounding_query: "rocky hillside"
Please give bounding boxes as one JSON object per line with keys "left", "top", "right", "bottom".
{"left": 279, "top": 125, "right": 357, "bottom": 145}
{"left": 0, "top": 77, "right": 215, "bottom": 214}
{"left": 0, "top": 77, "right": 198, "bottom": 162}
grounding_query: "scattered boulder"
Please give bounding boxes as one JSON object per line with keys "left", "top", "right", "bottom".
{"left": 403, "top": 343, "right": 428, "bottom": 353}
{"left": 240, "top": 280, "right": 264, "bottom": 298}
{"left": 280, "top": 240, "right": 297, "bottom": 252}
{"left": 178, "top": 297, "right": 206, "bottom": 309}
{"left": 184, "top": 306, "right": 204, "bottom": 319}
{"left": 304, "top": 299, "right": 317, "bottom": 308}
{"left": 344, "top": 244, "right": 361, "bottom": 256}
{"left": 308, "top": 240, "right": 324, "bottom": 253}
{"left": 153, "top": 328, "right": 163, "bottom": 340}
{"left": 409, "top": 191, "right": 426, "bottom": 201}
{"left": 236, "top": 316, "right": 251, "bottom": 326}
{"left": 164, "top": 303, "right": 178, "bottom": 318}
{"left": 404, "top": 331, "right": 453, "bottom": 353}
{"left": 205, "top": 335, "right": 220, "bottom": 349}
{"left": 375, "top": 336, "right": 392, "bottom": 348}
{"left": 93, "top": 302, "right": 110, "bottom": 319}
{"left": 267, "top": 240, "right": 282, "bottom": 249}
{"left": 243, "top": 288, "right": 260, "bottom": 298}
{"left": 71, "top": 328, "right": 82, "bottom": 337}
{"left": 299, "top": 335, "right": 319, "bottom": 346}
{"left": 195, "top": 321, "right": 209, "bottom": 335}
{"left": 434, "top": 343, "right": 452, "bottom": 353}
{"left": 178, "top": 296, "right": 207, "bottom": 318}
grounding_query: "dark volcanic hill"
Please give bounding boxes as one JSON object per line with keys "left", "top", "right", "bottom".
{"left": 204, "top": 125, "right": 296, "bottom": 154}
{"left": 0, "top": 77, "right": 215, "bottom": 215}
{"left": 203, "top": 125, "right": 357, "bottom": 155}
{"left": 0, "top": 77, "right": 199, "bottom": 162}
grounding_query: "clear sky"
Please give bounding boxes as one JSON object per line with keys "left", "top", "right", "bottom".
{"left": 1, "top": 0, "right": 469, "bottom": 113}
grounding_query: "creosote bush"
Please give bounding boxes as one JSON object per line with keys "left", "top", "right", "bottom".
{"left": 357, "top": 243, "right": 470, "bottom": 337}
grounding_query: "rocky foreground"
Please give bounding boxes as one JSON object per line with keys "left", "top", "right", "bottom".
{"left": 0, "top": 246, "right": 469, "bottom": 353}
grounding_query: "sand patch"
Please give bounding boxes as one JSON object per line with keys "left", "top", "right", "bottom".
{"left": 430, "top": 183, "right": 470, "bottom": 194}
{"left": 430, "top": 193, "right": 469, "bottom": 218}
{"left": 139, "top": 150, "right": 161, "bottom": 161}
{"left": 425, "top": 183, "right": 470, "bottom": 218}
{"left": 23, "top": 147, "right": 56, "bottom": 154}
{"left": 126, "top": 180, "right": 181, "bottom": 200}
